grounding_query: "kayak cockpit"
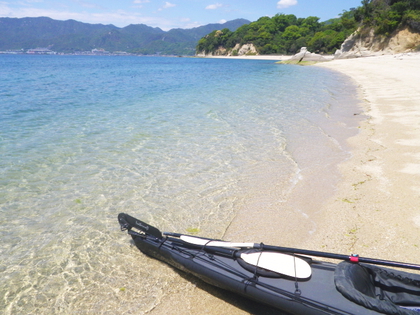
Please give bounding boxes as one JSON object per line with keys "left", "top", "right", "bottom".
{"left": 335, "top": 261, "right": 420, "bottom": 314}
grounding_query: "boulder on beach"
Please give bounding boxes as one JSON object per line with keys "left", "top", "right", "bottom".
{"left": 278, "top": 47, "right": 329, "bottom": 65}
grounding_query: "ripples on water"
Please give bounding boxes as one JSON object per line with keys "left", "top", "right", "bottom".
{"left": 0, "top": 55, "right": 360, "bottom": 314}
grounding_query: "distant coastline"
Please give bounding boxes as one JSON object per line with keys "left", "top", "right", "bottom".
{"left": 0, "top": 17, "right": 250, "bottom": 56}
{"left": 0, "top": 49, "right": 293, "bottom": 59}
{"left": 0, "top": 48, "right": 132, "bottom": 56}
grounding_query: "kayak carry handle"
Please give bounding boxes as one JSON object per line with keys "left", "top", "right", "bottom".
{"left": 118, "top": 213, "right": 162, "bottom": 239}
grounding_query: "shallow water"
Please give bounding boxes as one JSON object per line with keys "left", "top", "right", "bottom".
{"left": 0, "top": 55, "right": 361, "bottom": 314}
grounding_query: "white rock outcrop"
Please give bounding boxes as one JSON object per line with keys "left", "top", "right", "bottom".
{"left": 230, "top": 43, "right": 258, "bottom": 56}
{"left": 288, "top": 47, "right": 328, "bottom": 63}
{"left": 198, "top": 43, "right": 258, "bottom": 57}
{"left": 335, "top": 27, "right": 420, "bottom": 59}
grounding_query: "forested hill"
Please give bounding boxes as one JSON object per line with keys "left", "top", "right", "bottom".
{"left": 196, "top": 0, "right": 420, "bottom": 56}
{"left": 0, "top": 17, "right": 249, "bottom": 55}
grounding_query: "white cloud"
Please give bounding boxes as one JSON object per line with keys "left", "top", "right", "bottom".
{"left": 71, "top": 0, "right": 102, "bottom": 9}
{"left": 0, "top": 0, "right": 197, "bottom": 30}
{"left": 205, "top": 3, "right": 222, "bottom": 10}
{"left": 157, "top": 1, "right": 175, "bottom": 11}
{"left": 158, "top": 1, "right": 176, "bottom": 11}
{"left": 23, "top": 0, "right": 45, "bottom": 3}
{"left": 132, "top": 0, "right": 150, "bottom": 6}
{"left": 162, "top": 2, "right": 175, "bottom": 9}
{"left": 218, "top": 19, "right": 227, "bottom": 24}
{"left": 277, "top": 0, "right": 298, "bottom": 9}
{"left": 0, "top": 4, "right": 174, "bottom": 28}
{"left": 0, "top": 4, "right": 12, "bottom": 16}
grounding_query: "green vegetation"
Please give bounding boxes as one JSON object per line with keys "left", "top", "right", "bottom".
{"left": 197, "top": 0, "right": 420, "bottom": 55}
{"left": 197, "top": 12, "right": 358, "bottom": 55}
{"left": 354, "top": 0, "right": 420, "bottom": 35}
{"left": 186, "top": 227, "right": 200, "bottom": 234}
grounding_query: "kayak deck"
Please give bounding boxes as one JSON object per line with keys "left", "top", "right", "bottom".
{"left": 118, "top": 213, "right": 420, "bottom": 315}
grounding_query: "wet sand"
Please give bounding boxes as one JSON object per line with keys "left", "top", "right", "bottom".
{"left": 150, "top": 53, "right": 420, "bottom": 314}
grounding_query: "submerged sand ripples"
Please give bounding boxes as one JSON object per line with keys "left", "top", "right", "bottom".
{"left": 0, "top": 56, "right": 362, "bottom": 314}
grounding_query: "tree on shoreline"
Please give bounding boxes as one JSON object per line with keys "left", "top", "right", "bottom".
{"left": 355, "top": 0, "right": 420, "bottom": 35}
{"left": 197, "top": 12, "right": 358, "bottom": 55}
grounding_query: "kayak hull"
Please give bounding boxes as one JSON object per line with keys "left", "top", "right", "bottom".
{"left": 135, "top": 235, "right": 346, "bottom": 314}
{"left": 118, "top": 213, "right": 420, "bottom": 315}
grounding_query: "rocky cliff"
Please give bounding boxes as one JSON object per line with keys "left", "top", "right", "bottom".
{"left": 335, "top": 26, "right": 420, "bottom": 58}
{"left": 196, "top": 43, "right": 258, "bottom": 57}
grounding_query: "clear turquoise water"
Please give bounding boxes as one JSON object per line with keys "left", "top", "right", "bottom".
{"left": 0, "top": 55, "right": 361, "bottom": 313}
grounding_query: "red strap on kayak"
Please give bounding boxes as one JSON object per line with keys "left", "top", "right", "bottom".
{"left": 349, "top": 255, "right": 359, "bottom": 263}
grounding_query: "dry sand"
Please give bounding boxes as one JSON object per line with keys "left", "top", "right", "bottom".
{"left": 308, "top": 53, "right": 420, "bottom": 262}
{"left": 202, "top": 55, "right": 289, "bottom": 61}
{"left": 149, "top": 54, "right": 420, "bottom": 314}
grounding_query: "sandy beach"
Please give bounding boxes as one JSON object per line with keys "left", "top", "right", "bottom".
{"left": 216, "top": 52, "right": 420, "bottom": 261}
{"left": 149, "top": 53, "right": 420, "bottom": 314}
{"left": 204, "top": 55, "right": 290, "bottom": 61}
{"left": 308, "top": 53, "right": 420, "bottom": 262}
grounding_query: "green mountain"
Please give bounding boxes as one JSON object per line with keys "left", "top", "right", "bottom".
{"left": 0, "top": 17, "right": 250, "bottom": 55}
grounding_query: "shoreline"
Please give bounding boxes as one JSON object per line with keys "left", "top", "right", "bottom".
{"left": 201, "top": 54, "right": 292, "bottom": 61}
{"left": 309, "top": 53, "right": 420, "bottom": 262}
{"left": 149, "top": 53, "right": 420, "bottom": 314}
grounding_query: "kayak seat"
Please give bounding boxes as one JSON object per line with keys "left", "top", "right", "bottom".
{"left": 335, "top": 261, "right": 420, "bottom": 315}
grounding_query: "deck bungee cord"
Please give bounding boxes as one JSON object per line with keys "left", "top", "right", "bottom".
{"left": 127, "top": 227, "right": 353, "bottom": 315}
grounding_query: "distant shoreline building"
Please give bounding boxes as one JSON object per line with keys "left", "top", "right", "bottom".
{"left": 91, "top": 48, "right": 110, "bottom": 55}
{"left": 0, "top": 49, "right": 24, "bottom": 54}
{"left": 27, "top": 47, "right": 57, "bottom": 54}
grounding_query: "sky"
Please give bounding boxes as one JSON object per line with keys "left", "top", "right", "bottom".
{"left": 0, "top": 0, "right": 363, "bottom": 31}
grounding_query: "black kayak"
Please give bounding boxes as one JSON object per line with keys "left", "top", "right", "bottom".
{"left": 118, "top": 213, "right": 420, "bottom": 315}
